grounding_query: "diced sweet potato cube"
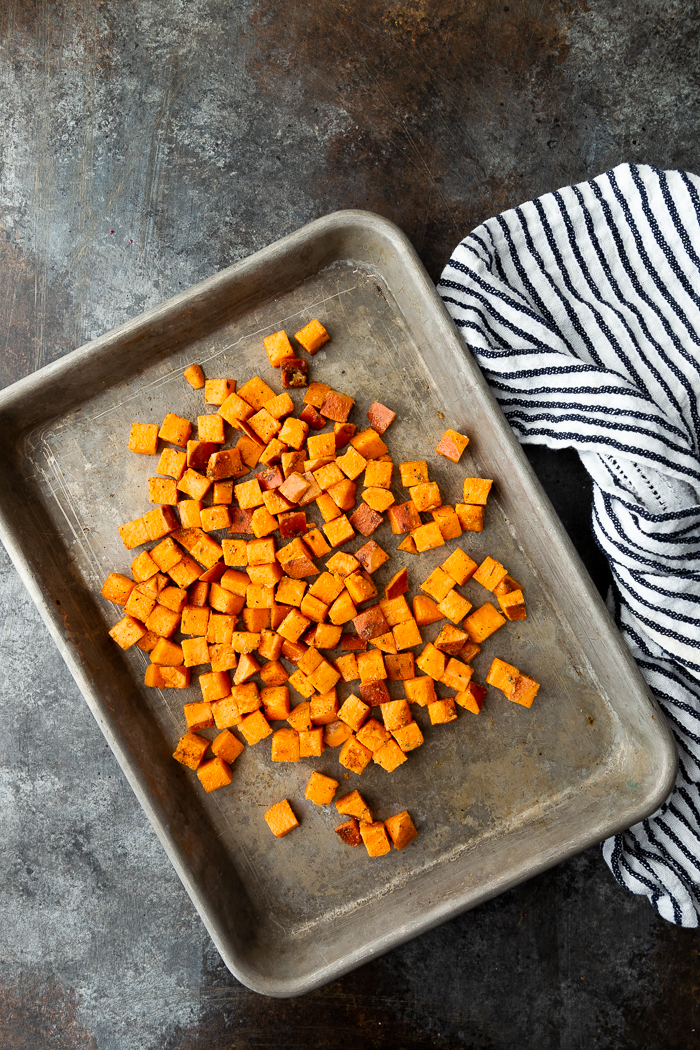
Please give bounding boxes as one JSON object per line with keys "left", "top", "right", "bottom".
{"left": 436, "top": 429, "right": 470, "bottom": 462}
{"left": 335, "top": 819, "right": 362, "bottom": 846}
{"left": 247, "top": 408, "right": 282, "bottom": 444}
{"left": 351, "top": 543, "right": 387, "bottom": 577}
{"left": 158, "top": 413, "right": 192, "bottom": 448}
{"left": 233, "top": 653, "right": 261, "bottom": 685}
{"left": 442, "top": 548, "right": 478, "bottom": 587}
{"left": 200, "top": 505, "right": 231, "bottom": 533}
{"left": 238, "top": 709, "right": 272, "bottom": 745}
{"left": 177, "top": 500, "right": 202, "bottom": 528}
{"left": 102, "top": 573, "right": 136, "bottom": 606}
{"left": 207, "top": 448, "right": 246, "bottom": 482}
{"left": 345, "top": 503, "right": 380, "bottom": 538}
{"left": 264, "top": 330, "right": 296, "bottom": 368}
{"left": 334, "top": 422, "right": 356, "bottom": 449}
{"left": 350, "top": 428, "right": 388, "bottom": 460}
{"left": 380, "top": 569, "right": 407, "bottom": 603}
{"left": 232, "top": 478, "right": 263, "bottom": 511}
{"left": 486, "top": 657, "right": 520, "bottom": 696}
{"left": 222, "top": 539, "right": 249, "bottom": 567}
{"left": 510, "top": 674, "right": 540, "bottom": 708}
{"left": 309, "top": 688, "right": 338, "bottom": 724}
{"left": 188, "top": 440, "right": 219, "bottom": 470}
{"left": 365, "top": 401, "right": 395, "bottom": 435}
{"left": 287, "top": 699, "right": 313, "bottom": 730}
{"left": 437, "top": 588, "right": 472, "bottom": 624}
{"left": 404, "top": 675, "right": 437, "bottom": 707}
{"left": 277, "top": 417, "right": 308, "bottom": 451}
{"left": 456, "top": 681, "right": 486, "bottom": 714}
{"left": 144, "top": 505, "right": 179, "bottom": 541}
{"left": 151, "top": 637, "right": 184, "bottom": 666}
{"left": 465, "top": 603, "right": 506, "bottom": 643}
{"left": 498, "top": 588, "right": 527, "bottom": 621}
{"left": 183, "top": 364, "right": 205, "bottom": 389}
{"left": 157, "top": 447, "right": 187, "bottom": 481}
{"left": 412, "top": 522, "right": 446, "bottom": 553}
{"left": 124, "top": 589, "right": 156, "bottom": 623}
{"left": 409, "top": 482, "right": 441, "bottom": 512}
{"left": 473, "top": 557, "right": 508, "bottom": 592}
{"left": 259, "top": 659, "right": 289, "bottom": 686}
{"left": 373, "top": 739, "right": 407, "bottom": 773}
{"left": 379, "top": 595, "right": 411, "bottom": 627}
{"left": 237, "top": 376, "right": 276, "bottom": 410}
{"left": 299, "top": 404, "right": 326, "bottom": 429}
{"left": 181, "top": 637, "right": 210, "bottom": 667}
{"left": 303, "top": 381, "right": 331, "bottom": 409}
{"left": 210, "top": 643, "right": 238, "bottom": 672}
{"left": 434, "top": 624, "right": 469, "bottom": 655}
{"left": 463, "top": 477, "right": 493, "bottom": 505}
{"left": 353, "top": 605, "right": 389, "bottom": 641}
{"left": 264, "top": 392, "right": 295, "bottom": 420}
{"left": 378, "top": 698, "right": 410, "bottom": 731}
{"left": 387, "top": 501, "right": 421, "bottom": 535}
{"left": 184, "top": 700, "right": 214, "bottom": 731}
{"left": 264, "top": 798, "right": 299, "bottom": 837}
{"left": 276, "top": 578, "right": 306, "bottom": 608}
{"left": 411, "top": 596, "right": 442, "bottom": 629}
{"left": 249, "top": 507, "right": 277, "bottom": 538}
{"left": 370, "top": 631, "right": 397, "bottom": 655}
{"left": 399, "top": 460, "right": 428, "bottom": 487}
{"left": 278, "top": 608, "right": 311, "bottom": 643}
{"left": 339, "top": 736, "right": 373, "bottom": 774}
{"left": 278, "top": 471, "right": 310, "bottom": 505}
{"left": 385, "top": 653, "right": 415, "bottom": 681}
{"left": 334, "top": 653, "right": 359, "bottom": 683}
{"left": 158, "top": 666, "right": 191, "bottom": 688}
{"left": 118, "top": 515, "right": 150, "bottom": 550}
{"left": 326, "top": 588, "right": 356, "bottom": 625}
{"left": 441, "top": 658, "right": 474, "bottom": 691}
{"left": 294, "top": 317, "right": 329, "bottom": 354}
{"left": 361, "top": 487, "right": 394, "bottom": 513}
{"left": 338, "top": 694, "right": 370, "bottom": 732}
{"left": 197, "top": 414, "right": 226, "bottom": 444}
{"left": 148, "top": 477, "right": 178, "bottom": 505}
{"left": 324, "top": 720, "right": 353, "bottom": 747}
{"left": 129, "top": 421, "right": 159, "bottom": 455}
{"left": 136, "top": 630, "right": 159, "bottom": 653}
{"left": 145, "top": 604, "right": 181, "bottom": 639}
{"left": 359, "top": 680, "right": 390, "bottom": 707}
{"left": 306, "top": 658, "right": 341, "bottom": 694}
{"left": 432, "top": 505, "right": 462, "bottom": 541}
{"left": 211, "top": 695, "right": 241, "bottom": 729}
{"left": 178, "top": 469, "right": 212, "bottom": 501}
{"left": 322, "top": 514, "right": 355, "bottom": 547}
{"left": 385, "top": 810, "right": 419, "bottom": 849}
{"left": 428, "top": 698, "right": 458, "bottom": 725}
{"left": 205, "top": 378, "right": 235, "bottom": 405}
{"left": 318, "top": 389, "right": 354, "bottom": 423}
{"left": 391, "top": 722, "right": 424, "bottom": 753}
{"left": 420, "top": 567, "right": 455, "bottom": 603}
{"left": 198, "top": 670, "right": 230, "bottom": 703}
{"left": 173, "top": 732, "right": 209, "bottom": 769}
{"left": 336, "top": 790, "right": 372, "bottom": 825}
{"left": 211, "top": 729, "right": 244, "bottom": 764}
{"left": 344, "top": 571, "right": 376, "bottom": 606}
{"left": 356, "top": 717, "right": 391, "bottom": 753}
{"left": 357, "top": 648, "right": 387, "bottom": 684}
{"left": 280, "top": 357, "right": 308, "bottom": 388}
{"left": 392, "top": 618, "right": 422, "bottom": 651}
{"left": 299, "top": 726, "right": 324, "bottom": 757}
{"left": 271, "top": 727, "right": 300, "bottom": 762}
{"left": 323, "top": 552, "right": 357, "bottom": 578}
{"left": 416, "top": 643, "right": 446, "bottom": 680}
{"left": 327, "top": 479, "right": 356, "bottom": 512}
{"left": 456, "top": 503, "right": 485, "bottom": 532}
{"left": 109, "top": 615, "right": 147, "bottom": 650}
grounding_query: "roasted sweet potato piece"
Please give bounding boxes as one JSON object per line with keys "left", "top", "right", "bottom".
{"left": 434, "top": 624, "right": 470, "bottom": 656}
{"left": 384, "top": 811, "right": 419, "bottom": 849}
{"left": 436, "top": 429, "right": 469, "bottom": 462}
{"left": 387, "top": 501, "right": 421, "bottom": 534}
{"left": 367, "top": 401, "right": 396, "bottom": 434}
{"left": 349, "top": 503, "right": 383, "bottom": 537}
{"left": 280, "top": 357, "right": 309, "bottom": 388}
{"left": 320, "top": 390, "right": 354, "bottom": 423}
{"left": 295, "top": 318, "right": 330, "bottom": 354}
{"left": 335, "top": 819, "right": 362, "bottom": 846}
{"left": 353, "top": 605, "right": 390, "bottom": 641}
{"left": 384, "top": 567, "right": 408, "bottom": 599}
{"left": 183, "top": 364, "right": 205, "bottom": 389}
{"left": 299, "top": 403, "right": 326, "bottom": 429}
{"left": 264, "top": 799, "right": 299, "bottom": 837}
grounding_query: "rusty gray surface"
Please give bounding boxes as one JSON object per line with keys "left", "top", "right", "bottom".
{"left": 1, "top": 0, "right": 700, "bottom": 1046}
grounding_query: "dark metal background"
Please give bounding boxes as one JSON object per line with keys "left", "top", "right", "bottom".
{"left": 1, "top": 1, "right": 698, "bottom": 1046}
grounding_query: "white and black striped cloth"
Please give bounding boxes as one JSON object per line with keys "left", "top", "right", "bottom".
{"left": 438, "top": 163, "right": 700, "bottom": 927}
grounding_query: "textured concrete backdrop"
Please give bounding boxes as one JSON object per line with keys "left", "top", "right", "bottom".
{"left": 1, "top": 1, "right": 700, "bottom": 1047}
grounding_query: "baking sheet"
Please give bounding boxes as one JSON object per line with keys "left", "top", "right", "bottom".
{"left": 0, "top": 210, "right": 676, "bottom": 996}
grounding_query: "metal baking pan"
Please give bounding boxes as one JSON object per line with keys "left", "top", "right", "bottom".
{"left": 0, "top": 210, "right": 676, "bottom": 997}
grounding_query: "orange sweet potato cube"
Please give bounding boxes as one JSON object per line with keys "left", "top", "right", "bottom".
{"left": 391, "top": 721, "right": 424, "bottom": 752}
{"left": 370, "top": 631, "right": 397, "bottom": 655}
{"left": 148, "top": 477, "right": 178, "bottom": 505}
{"left": 294, "top": 317, "right": 329, "bottom": 354}
{"left": 173, "top": 732, "right": 209, "bottom": 770}
{"left": 436, "top": 429, "right": 469, "bottom": 462}
{"left": 498, "top": 588, "right": 527, "bottom": 621}
{"left": 159, "top": 412, "right": 192, "bottom": 448}
{"left": 157, "top": 447, "right": 188, "bottom": 481}
{"left": 271, "top": 727, "right": 300, "bottom": 762}
{"left": 124, "top": 589, "right": 156, "bottom": 623}
{"left": 465, "top": 603, "right": 506, "bottom": 643}
{"left": 510, "top": 674, "right": 540, "bottom": 708}
{"left": 129, "top": 421, "right": 159, "bottom": 455}
{"left": 337, "top": 694, "right": 370, "bottom": 733}
{"left": 463, "top": 477, "right": 493, "bottom": 505}
{"left": 335, "top": 445, "right": 366, "bottom": 482}
{"left": 473, "top": 557, "right": 509, "bottom": 592}
{"left": 404, "top": 675, "right": 437, "bottom": 707}
{"left": 335, "top": 789, "right": 372, "bottom": 823}
{"left": 211, "top": 729, "right": 244, "bottom": 764}
{"left": 264, "top": 798, "right": 299, "bottom": 838}
{"left": 323, "top": 514, "right": 355, "bottom": 548}
{"left": 323, "top": 720, "right": 352, "bottom": 748}
{"left": 200, "top": 505, "right": 232, "bottom": 532}
{"left": 442, "top": 548, "right": 478, "bottom": 586}
{"left": 178, "top": 468, "right": 212, "bottom": 501}
{"left": 359, "top": 820, "right": 391, "bottom": 856}
{"left": 205, "top": 378, "right": 235, "bottom": 405}
{"left": 409, "top": 482, "right": 441, "bottom": 513}
{"left": 109, "top": 615, "right": 147, "bottom": 650}
{"left": 456, "top": 681, "right": 487, "bottom": 714}
{"left": 456, "top": 503, "right": 485, "bottom": 532}
{"left": 392, "top": 618, "right": 423, "bottom": 651}
{"left": 350, "top": 428, "right": 388, "bottom": 460}
{"left": 310, "top": 689, "right": 338, "bottom": 724}
{"left": 385, "top": 653, "right": 415, "bottom": 681}
{"left": 379, "top": 596, "right": 411, "bottom": 626}
{"left": 437, "top": 589, "right": 473, "bottom": 624}
{"left": 211, "top": 695, "right": 241, "bottom": 730}
{"left": 416, "top": 643, "right": 446, "bottom": 680}
{"left": 209, "top": 643, "right": 238, "bottom": 672}
{"left": 230, "top": 683, "right": 261, "bottom": 715}
{"left": 237, "top": 376, "right": 276, "bottom": 410}
{"left": 399, "top": 460, "right": 429, "bottom": 487}
{"left": 428, "top": 698, "right": 458, "bottom": 725}
{"left": 306, "top": 659, "right": 341, "bottom": 695}
{"left": 181, "top": 637, "right": 210, "bottom": 667}
{"left": 287, "top": 696, "right": 314, "bottom": 728}
{"left": 412, "top": 521, "right": 446, "bottom": 553}
{"left": 234, "top": 478, "right": 264, "bottom": 510}
{"left": 356, "top": 717, "right": 391, "bottom": 753}
{"left": 339, "top": 735, "right": 373, "bottom": 774}
{"left": 239, "top": 709, "right": 272, "bottom": 745}
{"left": 387, "top": 501, "right": 421, "bottom": 535}
{"left": 305, "top": 771, "right": 338, "bottom": 808}
{"left": 384, "top": 810, "right": 419, "bottom": 849}
{"left": 158, "top": 666, "right": 191, "bottom": 688}
{"left": 334, "top": 653, "right": 359, "bottom": 682}
{"left": 145, "top": 604, "right": 181, "bottom": 638}
{"left": 198, "top": 670, "right": 231, "bottom": 703}
{"left": 118, "top": 516, "right": 150, "bottom": 550}
{"left": 102, "top": 573, "right": 136, "bottom": 606}
{"left": 177, "top": 499, "right": 202, "bottom": 528}
{"left": 432, "top": 505, "right": 462, "bottom": 541}
{"left": 184, "top": 700, "right": 214, "bottom": 732}
{"left": 380, "top": 698, "right": 412, "bottom": 731}
{"left": 313, "top": 622, "right": 343, "bottom": 650}
{"left": 412, "top": 595, "right": 443, "bottom": 627}
{"left": 151, "top": 637, "right": 184, "bottom": 665}
{"left": 434, "top": 624, "right": 469, "bottom": 655}
{"left": 420, "top": 567, "right": 454, "bottom": 603}
{"left": 320, "top": 389, "right": 354, "bottom": 423}
{"left": 373, "top": 739, "right": 407, "bottom": 772}
{"left": 364, "top": 459, "right": 393, "bottom": 489}
{"left": 441, "top": 658, "right": 474, "bottom": 691}
{"left": 486, "top": 657, "right": 520, "bottom": 696}
{"left": 357, "top": 649, "right": 387, "bottom": 684}
{"left": 303, "top": 381, "right": 331, "bottom": 408}
{"left": 259, "top": 659, "right": 289, "bottom": 686}
{"left": 298, "top": 726, "right": 324, "bottom": 757}
{"left": 183, "top": 363, "right": 205, "bottom": 389}
{"left": 264, "top": 330, "right": 296, "bottom": 368}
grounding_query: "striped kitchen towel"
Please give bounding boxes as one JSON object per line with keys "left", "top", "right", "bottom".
{"left": 438, "top": 163, "right": 700, "bottom": 927}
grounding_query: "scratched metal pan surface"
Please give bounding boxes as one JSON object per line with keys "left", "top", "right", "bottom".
{"left": 0, "top": 210, "right": 676, "bottom": 997}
